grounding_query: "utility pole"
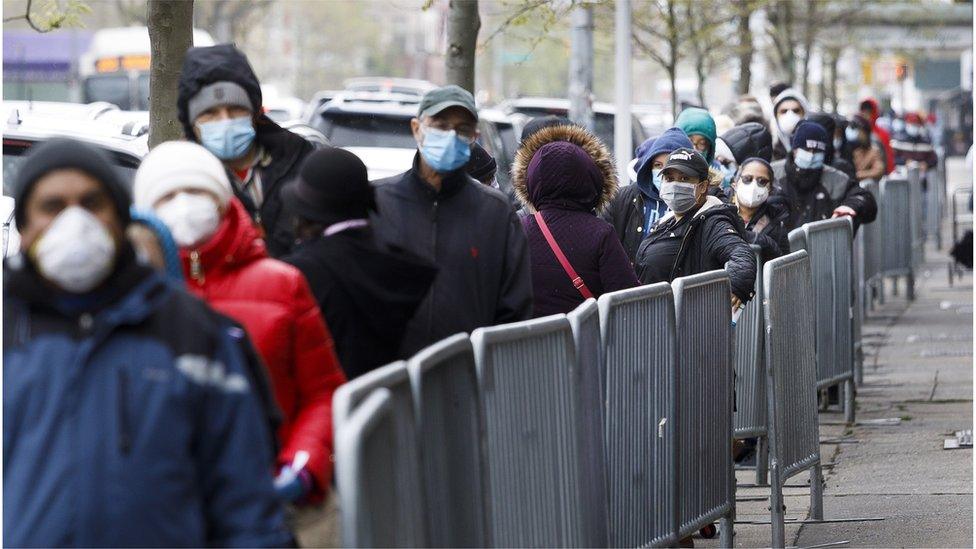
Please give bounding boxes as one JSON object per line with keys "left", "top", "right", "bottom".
{"left": 614, "top": 0, "right": 633, "bottom": 183}
{"left": 568, "top": 3, "right": 594, "bottom": 131}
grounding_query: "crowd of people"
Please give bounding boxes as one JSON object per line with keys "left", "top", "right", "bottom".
{"left": 4, "top": 42, "right": 943, "bottom": 546}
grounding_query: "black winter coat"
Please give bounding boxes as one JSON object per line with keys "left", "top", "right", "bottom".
{"left": 371, "top": 155, "right": 533, "bottom": 355}
{"left": 769, "top": 159, "right": 878, "bottom": 234}
{"left": 635, "top": 196, "right": 757, "bottom": 302}
{"left": 602, "top": 184, "right": 667, "bottom": 265}
{"left": 284, "top": 228, "right": 437, "bottom": 379}
{"left": 741, "top": 200, "right": 791, "bottom": 262}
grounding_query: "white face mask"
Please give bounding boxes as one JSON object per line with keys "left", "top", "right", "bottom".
{"left": 778, "top": 111, "right": 802, "bottom": 136}
{"left": 30, "top": 206, "right": 116, "bottom": 293}
{"left": 735, "top": 179, "right": 770, "bottom": 208}
{"left": 155, "top": 192, "right": 221, "bottom": 248}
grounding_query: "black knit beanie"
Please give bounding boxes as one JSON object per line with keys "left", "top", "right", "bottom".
{"left": 13, "top": 138, "right": 131, "bottom": 230}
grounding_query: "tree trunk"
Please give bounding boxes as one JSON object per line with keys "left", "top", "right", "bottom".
{"left": 799, "top": 0, "right": 816, "bottom": 97}
{"left": 696, "top": 57, "right": 706, "bottom": 108}
{"left": 669, "top": 65, "right": 678, "bottom": 119}
{"left": 148, "top": 0, "right": 193, "bottom": 149}
{"left": 445, "top": 0, "right": 480, "bottom": 93}
{"left": 735, "top": 0, "right": 752, "bottom": 95}
{"left": 828, "top": 48, "right": 840, "bottom": 112}
{"left": 668, "top": 0, "right": 678, "bottom": 118}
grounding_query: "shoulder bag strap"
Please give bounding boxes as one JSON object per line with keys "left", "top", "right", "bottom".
{"left": 534, "top": 211, "right": 594, "bottom": 299}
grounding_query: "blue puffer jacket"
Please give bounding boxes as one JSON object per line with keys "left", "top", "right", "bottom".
{"left": 3, "top": 252, "right": 292, "bottom": 548}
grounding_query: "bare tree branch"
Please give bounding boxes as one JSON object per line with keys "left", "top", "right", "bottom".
{"left": 4, "top": 0, "right": 53, "bottom": 33}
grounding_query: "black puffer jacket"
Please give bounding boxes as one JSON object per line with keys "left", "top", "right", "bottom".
{"left": 769, "top": 158, "right": 878, "bottom": 233}
{"left": 635, "top": 196, "right": 757, "bottom": 302}
{"left": 603, "top": 184, "right": 664, "bottom": 265}
{"left": 371, "top": 154, "right": 533, "bottom": 355}
{"left": 741, "top": 200, "right": 791, "bottom": 262}
{"left": 721, "top": 122, "right": 773, "bottom": 163}
{"left": 177, "top": 44, "right": 313, "bottom": 257}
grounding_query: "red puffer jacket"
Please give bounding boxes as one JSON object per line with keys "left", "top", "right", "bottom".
{"left": 181, "top": 198, "right": 346, "bottom": 499}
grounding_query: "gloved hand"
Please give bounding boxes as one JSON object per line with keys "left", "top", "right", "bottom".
{"left": 274, "top": 465, "right": 313, "bottom": 503}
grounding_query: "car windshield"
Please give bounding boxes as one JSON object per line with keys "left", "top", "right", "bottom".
{"left": 314, "top": 112, "right": 416, "bottom": 148}
{"left": 84, "top": 74, "right": 132, "bottom": 110}
{"left": 509, "top": 106, "right": 617, "bottom": 150}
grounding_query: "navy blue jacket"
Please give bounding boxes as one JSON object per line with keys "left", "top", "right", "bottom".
{"left": 3, "top": 254, "right": 291, "bottom": 547}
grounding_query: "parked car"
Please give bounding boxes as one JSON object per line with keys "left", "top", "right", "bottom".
{"left": 497, "top": 97, "right": 649, "bottom": 153}
{"left": 478, "top": 108, "right": 526, "bottom": 193}
{"left": 342, "top": 77, "right": 436, "bottom": 98}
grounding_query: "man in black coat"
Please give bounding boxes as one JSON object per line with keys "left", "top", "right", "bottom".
{"left": 371, "top": 85, "right": 533, "bottom": 355}
{"left": 807, "top": 112, "right": 856, "bottom": 180}
{"left": 282, "top": 148, "right": 437, "bottom": 379}
{"left": 177, "top": 44, "right": 313, "bottom": 258}
{"left": 769, "top": 121, "right": 878, "bottom": 234}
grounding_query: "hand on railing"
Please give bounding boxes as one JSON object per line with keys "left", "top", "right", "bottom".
{"left": 731, "top": 295, "right": 742, "bottom": 311}
{"left": 832, "top": 205, "right": 856, "bottom": 219}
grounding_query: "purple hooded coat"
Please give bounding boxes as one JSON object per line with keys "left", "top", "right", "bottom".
{"left": 512, "top": 125, "right": 640, "bottom": 317}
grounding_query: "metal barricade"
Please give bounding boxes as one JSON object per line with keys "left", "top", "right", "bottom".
{"left": 597, "top": 283, "right": 678, "bottom": 548}
{"left": 879, "top": 177, "right": 916, "bottom": 300}
{"left": 566, "top": 299, "right": 610, "bottom": 548}
{"left": 471, "top": 315, "right": 585, "bottom": 547}
{"left": 333, "top": 362, "right": 427, "bottom": 547}
{"left": 908, "top": 166, "right": 925, "bottom": 269}
{"left": 733, "top": 246, "right": 769, "bottom": 485}
{"left": 407, "top": 334, "right": 487, "bottom": 547}
{"left": 335, "top": 388, "right": 413, "bottom": 548}
{"left": 788, "top": 218, "right": 856, "bottom": 424}
{"left": 762, "top": 251, "right": 824, "bottom": 548}
{"left": 671, "top": 271, "right": 735, "bottom": 546}
{"left": 924, "top": 163, "right": 945, "bottom": 249}
{"left": 858, "top": 179, "right": 882, "bottom": 313}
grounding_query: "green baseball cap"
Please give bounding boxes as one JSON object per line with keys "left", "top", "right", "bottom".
{"left": 418, "top": 85, "right": 478, "bottom": 121}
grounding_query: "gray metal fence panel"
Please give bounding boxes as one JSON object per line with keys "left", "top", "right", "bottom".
{"left": 671, "top": 271, "right": 735, "bottom": 542}
{"left": 597, "top": 283, "right": 678, "bottom": 548}
{"left": 908, "top": 166, "right": 925, "bottom": 268}
{"left": 881, "top": 178, "right": 913, "bottom": 276}
{"left": 335, "top": 388, "right": 407, "bottom": 548}
{"left": 859, "top": 179, "right": 882, "bottom": 289}
{"left": 406, "top": 334, "right": 486, "bottom": 547}
{"left": 333, "top": 362, "right": 426, "bottom": 547}
{"left": 733, "top": 246, "right": 766, "bottom": 440}
{"left": 762, "top": 251, "right": 824, "bottom": 548}
{"left": 787, "top": 219, "right": 855, "bottom": 389}
{"left": 471, "top": 315, "right": 585, "bottom": 547}
{"left": 566, "top": 299, "right": 610, "bottom": 548}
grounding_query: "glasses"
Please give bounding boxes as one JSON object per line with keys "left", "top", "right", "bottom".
{"left": 738, "top": 174, "right": 771, "bottom": 187}
{"left": 422, "top": 123, "right": 477, "bottom": 145}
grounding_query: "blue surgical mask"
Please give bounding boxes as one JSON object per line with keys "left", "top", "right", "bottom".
{"left": 652, "top": 168, "right": 663, "bottom": 191}
{"left": 845, "top": 127, "right": 860, "bottom": 142}
{"left": 794, "top": 149, "right": 825, "bottom": 170}
{"left": 718, "top": 162, "right": 736, "bottom": 189}
{"left": 420, "top": 126, "right": 471, "bottom": 173}
{"left": 197, "top": 116, "right": 256, "bottom": 160}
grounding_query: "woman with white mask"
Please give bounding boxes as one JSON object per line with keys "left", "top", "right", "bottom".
{"left": 635, "top": 148, "right": 756, "bottom": 310}
{"left": 134, "top": 141, "right": 347, "bottom": 508}
{"left": 770, "top": 88, "right": 810, "bottom": 161}
{"left": 732, "top": 157, "right": 790, "bottom": 262}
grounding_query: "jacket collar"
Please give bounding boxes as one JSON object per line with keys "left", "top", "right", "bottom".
{"left": 656, "top": 194, "right": 725, "bottom": 226}
{"left": 407, "top": 152, "right": 472, "bottom": 199}
{"left": 181, "top": 198, "right": 266, "bottom": 281}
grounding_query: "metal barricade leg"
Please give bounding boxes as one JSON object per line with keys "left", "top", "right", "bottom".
{"left": 844, "top": 378, "right": 856, "bottom": 424}
{"left": 879, "top": 278, "right": 885, "bottom": 305}
{"left": 907, "top": 273, "right": 916, "bottom": 301}
{"left": 809, "top": 464, "right": 824, "bottom": 521}
{"left": 720, "top": 513, "right": 734, "bottom": 548}
{"left": 893, "top": 277, "right": 899, "bottom": 296}
{"left": 770, "top": 463, "right": 786, "bottom": 549}
{"left": 755, "top": 436, "right": 769, "bottom": 486}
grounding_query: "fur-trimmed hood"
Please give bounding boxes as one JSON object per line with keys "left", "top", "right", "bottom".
{"left": 511, "top": 124, "right": 617, "bottom": 214}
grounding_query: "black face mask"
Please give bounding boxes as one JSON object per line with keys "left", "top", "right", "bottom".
{"left": 786, "top": 156, "right": 822, "bottom": 193}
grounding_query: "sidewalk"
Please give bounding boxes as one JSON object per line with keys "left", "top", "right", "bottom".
{"left": 703, "top": 159, "right": 974, "bottom": 549}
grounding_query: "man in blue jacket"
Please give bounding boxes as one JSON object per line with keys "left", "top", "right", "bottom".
{"left": 3, "top": 138, "right": 292, "bottom": 547}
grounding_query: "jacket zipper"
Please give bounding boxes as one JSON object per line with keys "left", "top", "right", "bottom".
{"left": 669, "top": 215, "right": 701, "bottom": 280}
{"left": 189, "top": 250, "right": 205, "bottom": 284}
{"left": 427, "top": 199, "right": 438, "bottom": 338}
{"left": 117, "top": 369, "right": 131, "bottom": 455}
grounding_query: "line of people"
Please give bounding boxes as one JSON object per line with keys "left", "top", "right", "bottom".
{"left": 6, "top": 43, "right": 903, "bottom": 547}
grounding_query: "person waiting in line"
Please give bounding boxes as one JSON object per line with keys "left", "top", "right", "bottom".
{"left": 891, "top": 112, "right": 939, "bottom": 176}
{"left": 845, "top": 115, "right": 887, "bottom": 183}
{"left": 771, "top": 88, "right": 811, "bottom": 161}
{"left": 769, "top": 121, "right": 878, "bottom": 233}
{"left": 635, "top": 148, "right": 757, "bottom": 310}
{"left": 466, "top": 141, "right": 499, "bottom": 188}
{"left": 282, "top": 147, "right": 437, "bottom": 380}
{"left": 858, "top": 97, "right": 895, "bottom": 173}
{"left": 4, "top": 138, "right": 291, "bottom": 547}
{"left": 675, "top": 107, "right": 719, "bottom": 167}
{"left": 371, "top": 85, "right": 533, "bottom": 355}
{"left": 807, "top": 112, "right": 857, "bottom": 180}
{"left": 128, "top": 207, "right": 184, "bottom": 285}
{"left": 604, "top": 127, "right": 695, "bottom": 264}
{"left": 732, "top": 157, "right": 790, "bottom": 262}
{"left": 513, "top": 123, "right": 639, "bottom": 317}
{"left": 134, "top": 141, "right": 346, "bottom": 507}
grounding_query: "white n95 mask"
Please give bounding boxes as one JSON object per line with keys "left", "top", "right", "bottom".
{"left": 30, "top": 206, "right": 116, "bottom": 293}
{"left": 155, "top": 192, "right": 221, "bottom": 248}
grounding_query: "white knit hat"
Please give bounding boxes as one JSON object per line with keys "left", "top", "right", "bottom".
{"left": 133, "top": 141, "right": 233, "bottom": 209}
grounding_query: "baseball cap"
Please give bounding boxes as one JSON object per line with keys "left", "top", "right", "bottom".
{"left": 662, "top": 147, "right": 710, "bottom": 180}
{"left": 418, "top": 85, "right": 478, "bottom": 121}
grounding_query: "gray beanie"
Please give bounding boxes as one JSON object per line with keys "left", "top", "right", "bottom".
{"left": 187, "top": 81, "right": 254, "bottom": 123}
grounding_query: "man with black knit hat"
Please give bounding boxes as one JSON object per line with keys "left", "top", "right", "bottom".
{"left": 177, "top": 43, "right": 313, "bottom": 257}
{"left": 4, "top": 139, "right": 290, "bottom": 547}
{"left": 466, "top": 142, "right": 498, "bottom": 187}
{"left": 283, "top": 147, "right": 437, "bottom": 379}
{"left": 769, "top": 120, "right": 877, "bottom": 233}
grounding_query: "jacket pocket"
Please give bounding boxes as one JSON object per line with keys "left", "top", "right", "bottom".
{"left": 117, "top": 369, "right": 131, "bottom": 455}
